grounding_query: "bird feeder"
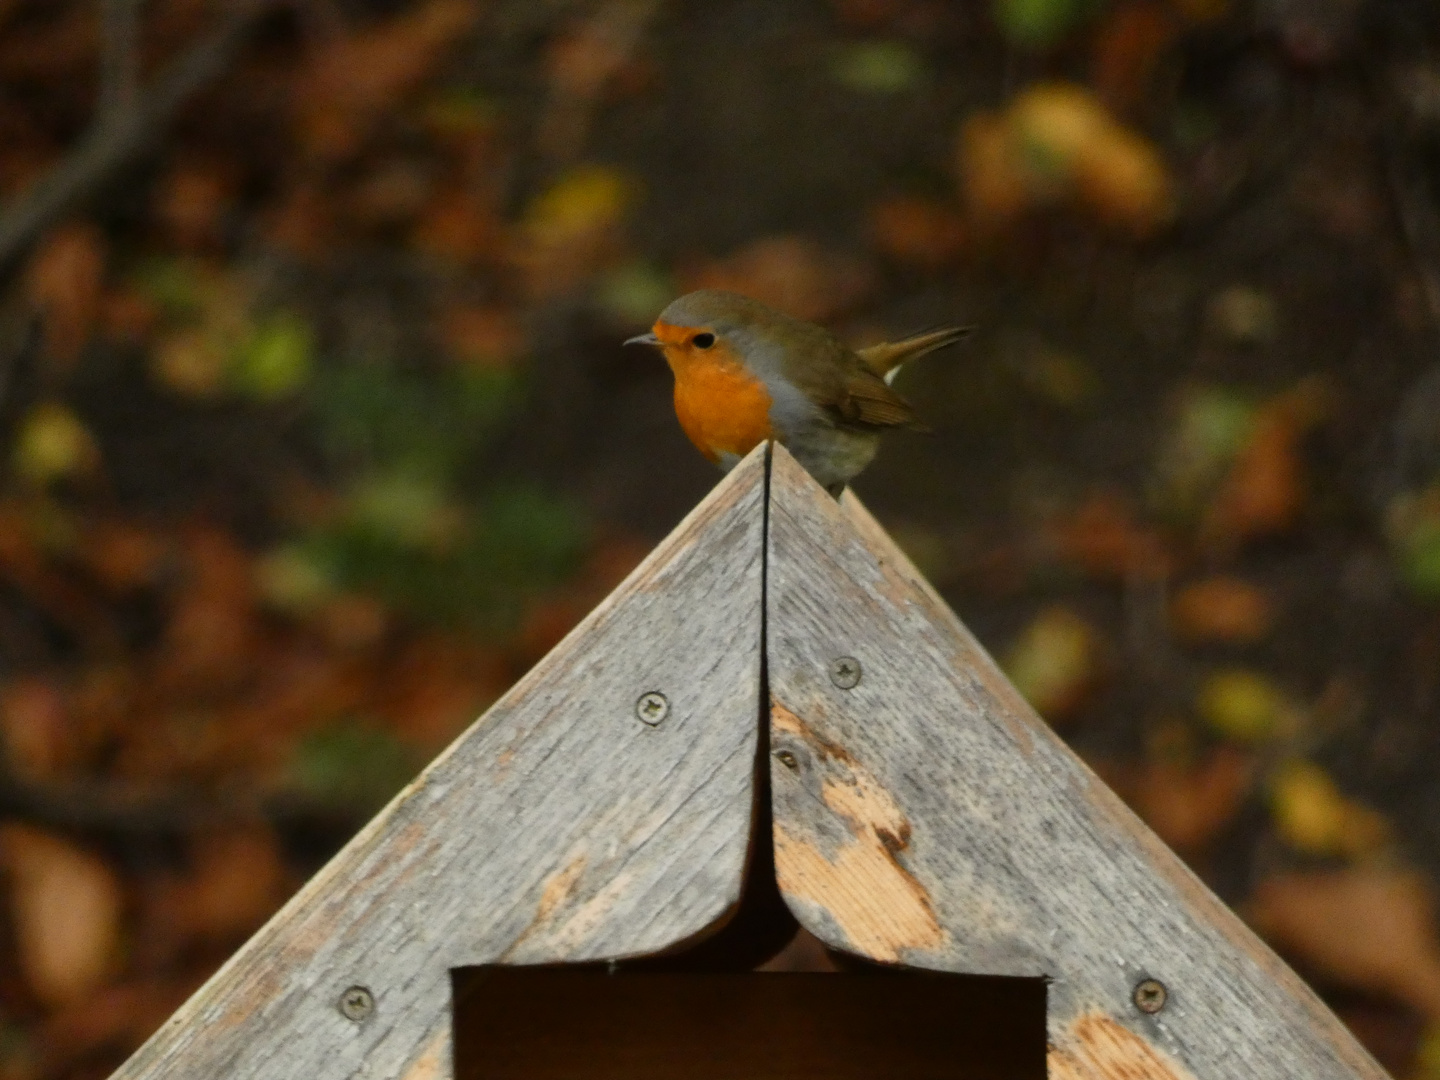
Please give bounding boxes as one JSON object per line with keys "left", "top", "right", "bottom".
{"left": 109, "top": 444, "right": 1392, "bottom": 1080}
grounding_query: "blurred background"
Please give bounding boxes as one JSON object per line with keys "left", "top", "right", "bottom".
{"left": 1, "top": 0, "right": 1440, "bottom": 1076}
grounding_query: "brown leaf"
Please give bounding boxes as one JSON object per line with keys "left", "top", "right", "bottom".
{"left": 1049, "top": 490, "right": 1174, "bottom": 580}
{"left": 1170, "top": 576, "right": 1274, "bottom": 644}
{"left": 1249, "top": 868, "right": 1440, "bottom": 1020}
{"left": 154, "top": 161, "right": 234, "bottom": 252}
{"left": 377, "top": 636, "right": 509, "bottom": 749}
{"left": 682, "top": 235, "right": 875, "bottom": 323}
{"left": 1201, "top": 378, "right": 1330, "bottom": 551}
{"left": 1002, "top": 605, "right": 1106, "bottom": 723}
{"left": 956, "top": 112, "right": 1030, "bottom": 233}
{"left": 1131, "top": 745, "right": 1255, "bottom": 854}
{"left": 151, "top": 826, "right": 289, "bottom": 946}
{"left": 0, "top": 677, "right": 74, "bottom": 781}
{"left": 155, "top": 526, "right": 261, "bottom": 695}
{"left": 0, "top": 825, "right": 123, "bottom": 1007}
{"left": 411, "top": 185, "right": 503, "bottom": 263}
{"left": 868, "top": 194, "right": 968, "bottom": 269}
{"left": 77, "top": 519, "right": 173, "bottom": 593}
{"left": 296, "top": 0, "right": 481, "bottom": 161}
{"left": 24, "top": 223, "right": 106, "bottom": 371}
{"left": 38, "top": 977, "right": 198, "bottom": 1074}
{"left": 439, "top": 304, "right": 527, "bottom": 369}
{"left": 1092, "top": 3, "right": 1178, "bottom": 112}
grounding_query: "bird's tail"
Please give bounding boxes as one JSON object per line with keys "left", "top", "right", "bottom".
{"left": 858, "top": 326, "right": 972, "bottom": 384}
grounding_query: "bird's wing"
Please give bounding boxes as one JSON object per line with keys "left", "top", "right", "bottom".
{"left": 835, "top": 369, "right": 930, "bottom": 431}
{"left": 768, "top": 324, "right": 930, "bottom": 431}
{"left": 857, "top": 326, "right": 971, "bottom": 381}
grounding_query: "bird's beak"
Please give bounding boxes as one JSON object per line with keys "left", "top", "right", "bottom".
{"left": 624, "top": 331, "right": 661, "bottom": 347}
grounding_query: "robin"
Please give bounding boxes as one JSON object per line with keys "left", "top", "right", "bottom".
{"left": 626, "top": 289, "right": 968, "bottom": 495}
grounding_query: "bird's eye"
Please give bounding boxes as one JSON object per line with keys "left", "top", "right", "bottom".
{"left": 692, "top": 332, "right": 716, "bottom": 349}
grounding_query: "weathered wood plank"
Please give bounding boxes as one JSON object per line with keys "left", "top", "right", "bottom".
{"left": 764, "top": 443, "right": 1389, "bottom": 1080}
{"left": 110, "top": 445, "right": 769, "bottom": 1080}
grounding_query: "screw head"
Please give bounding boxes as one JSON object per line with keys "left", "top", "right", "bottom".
{"left": 775, "top": 750, "right": 799, "bottom": 770}
{"left": 1133, "top": 978, "right": 1167, "bottom": 1014}
{"left": 635, "top": 691, "right": 669, "bottom": 726}
{"left": 829, "top": 656, "right": 862, "bottom": 690}
{"left": 339, "top": 985, "right": 374, "bottom": 1022}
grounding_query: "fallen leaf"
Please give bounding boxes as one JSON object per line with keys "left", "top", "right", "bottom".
{"left": 296, "top": 0, "right": 481, "bottom": 161}
{"left": 1131, "top": 744, "right": 1255, "bottom": 854}
{"left": 346, "top": 158, "right": 435, "bottom": 229}
{"left": 154, "top": 161, "right": 233, "bottom": 251}
{"left": 1048, "top": 490, "right": 1173, "bottom": 579}
{"left": 149, "top": 329, "right": 228, "bottom": 398}
{"left": 829, "top": 40, "right": 926, "bottom": 94}
{"left": 958, "top": 82, "right": 1175, "bottom": 236}
{"left": 1171, "top": 576, "right": 1274, "bottom": 644}
{"left": 37, "top": 977, "right": 196, "bottom": 1075}
{"left": 232, "top": 311, "right": 315, "bottom": 400}
{"left": 516, "top": 164, "right": 636, "bottom": 298}
{"left": 1201, "top": 377, "right": 1330, "bottom": 551}
{"left": 440, "top": 304, "right": 527, "bottom": 370}
{"left": 153, "top": 827, "right": 289, "bottom": 944}
{"left": 868, "top": 194, "right": 968, "bottom": 269}
{"left": 683, "top": 235, "right": 875, "bottom": 323}
{"left": 0, "top": 678, "right": 73, "bottom": 781}
{"left": 155, "top": 527, "right": 261, "bottom": 695}
{"left": 411, "top": 185, "right": 502, "bottom": 263}
{"left": 1002, "top": 605, "right": 1104, "bottom": 723}
{"left": 1092, "top": 2, "right": 1177, "bottom": 111}
{"left": 77, "top": 519, "right": 172, "bottom": 593}
{"left": 1197, "top": 668, "right": 1297, "bottom": 743}
{"left": 994, "top": 0, "right": 1092, "bottom": 48}
{"left": 957, "top": 112, "right": 1031, "bottom": 231}
{"left": 0, "top": 826, "right": 123, "bottom": 1007}
{"left": 1249, "top": 867, "right": 1440, "bottom": 1020}
{"left": 1205, "top": 284, "right": 1280, "bottom": 346}
{"left": 1269, "top": 758, "right": 1390, "bottom": 858}
{"left": 24, "top": 222, "right": 105, "bottom": 371}
{"left": 1149, "top": 384, "right": 1256, "bottom": 524}
{"left": 12, "top": 402, "right": 100, "bottom": 486}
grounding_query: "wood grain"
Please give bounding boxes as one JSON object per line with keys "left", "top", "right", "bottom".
{"left": 109, "top": 445, "right": 769, "bottom": 1080}
{"left": 764, "top": 443, "right": 1389, "bottom": 1080}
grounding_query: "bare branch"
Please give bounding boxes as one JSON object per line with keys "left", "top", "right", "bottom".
{"left": 0, "top": 0, "right": 279, "bottom": 274}
{"left": 100, "top": 0, "right": 142, "bottom": 118}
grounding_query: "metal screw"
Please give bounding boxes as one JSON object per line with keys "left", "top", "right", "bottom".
{"left": 775, "top": 750, "right": 798, "bottom": 770}
{"left": 1133, "top": 978, "right": 1167, "bottom": 1014}
{"left": 635, "top": 691, "right": 669, "bottom": 726}
{"left": 339, "top": 985, "right": 374, "bottom": 1022}
{"left": 829, "top": 656, "right": 862, "bottom": 690}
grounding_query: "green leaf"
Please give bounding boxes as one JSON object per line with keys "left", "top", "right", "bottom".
{"left": 829, "top": 41, "right": 927, "bottom": 95}
{"left": 994, "top": 0, "right": 1098, "bottom": 48}
{"left": 234, "top": 312, "right": 315, "bottom": 400}
{"left": 288, "top": 721, "right": 421, "bottom": 812}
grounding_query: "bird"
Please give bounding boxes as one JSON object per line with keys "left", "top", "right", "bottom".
{"left": 625, "top": 289, "right": 968, "bottom": 495}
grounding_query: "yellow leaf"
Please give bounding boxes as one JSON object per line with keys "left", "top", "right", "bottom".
{"left": 1269, "top": 759, "right": 1390, "bottom": 858}
{"left": 524, "top": 164, "right": 634, "bottom": 243}
{"left": 1196, "top": 669, "right": 1295, "bottom": 743}
{"left": 0, "top": 825, "right": 123, "bottom": 1006}
{"left": 12, "top": 402, "right": 99, "bottom": 485}
{"left": 1003, "top": 605, "right": 1103, "bottom": 723}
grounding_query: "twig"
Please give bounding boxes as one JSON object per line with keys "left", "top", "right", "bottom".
{"left": 0, "top": 770, "right": 367, "bottom": 835}
{"left": 100, "top": 0, "right": 141, "bottom": 118}
{"left": 0, "top": 0, "right": 279, "bottom": 274}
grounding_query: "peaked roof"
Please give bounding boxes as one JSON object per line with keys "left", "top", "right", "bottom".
{"left": 108, "top": 442, "right": 1389, "bottom": 1080}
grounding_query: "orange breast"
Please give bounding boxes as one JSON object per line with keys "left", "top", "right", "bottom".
{"left": 668, "top": 351, "right": 773, "bottom": 464}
